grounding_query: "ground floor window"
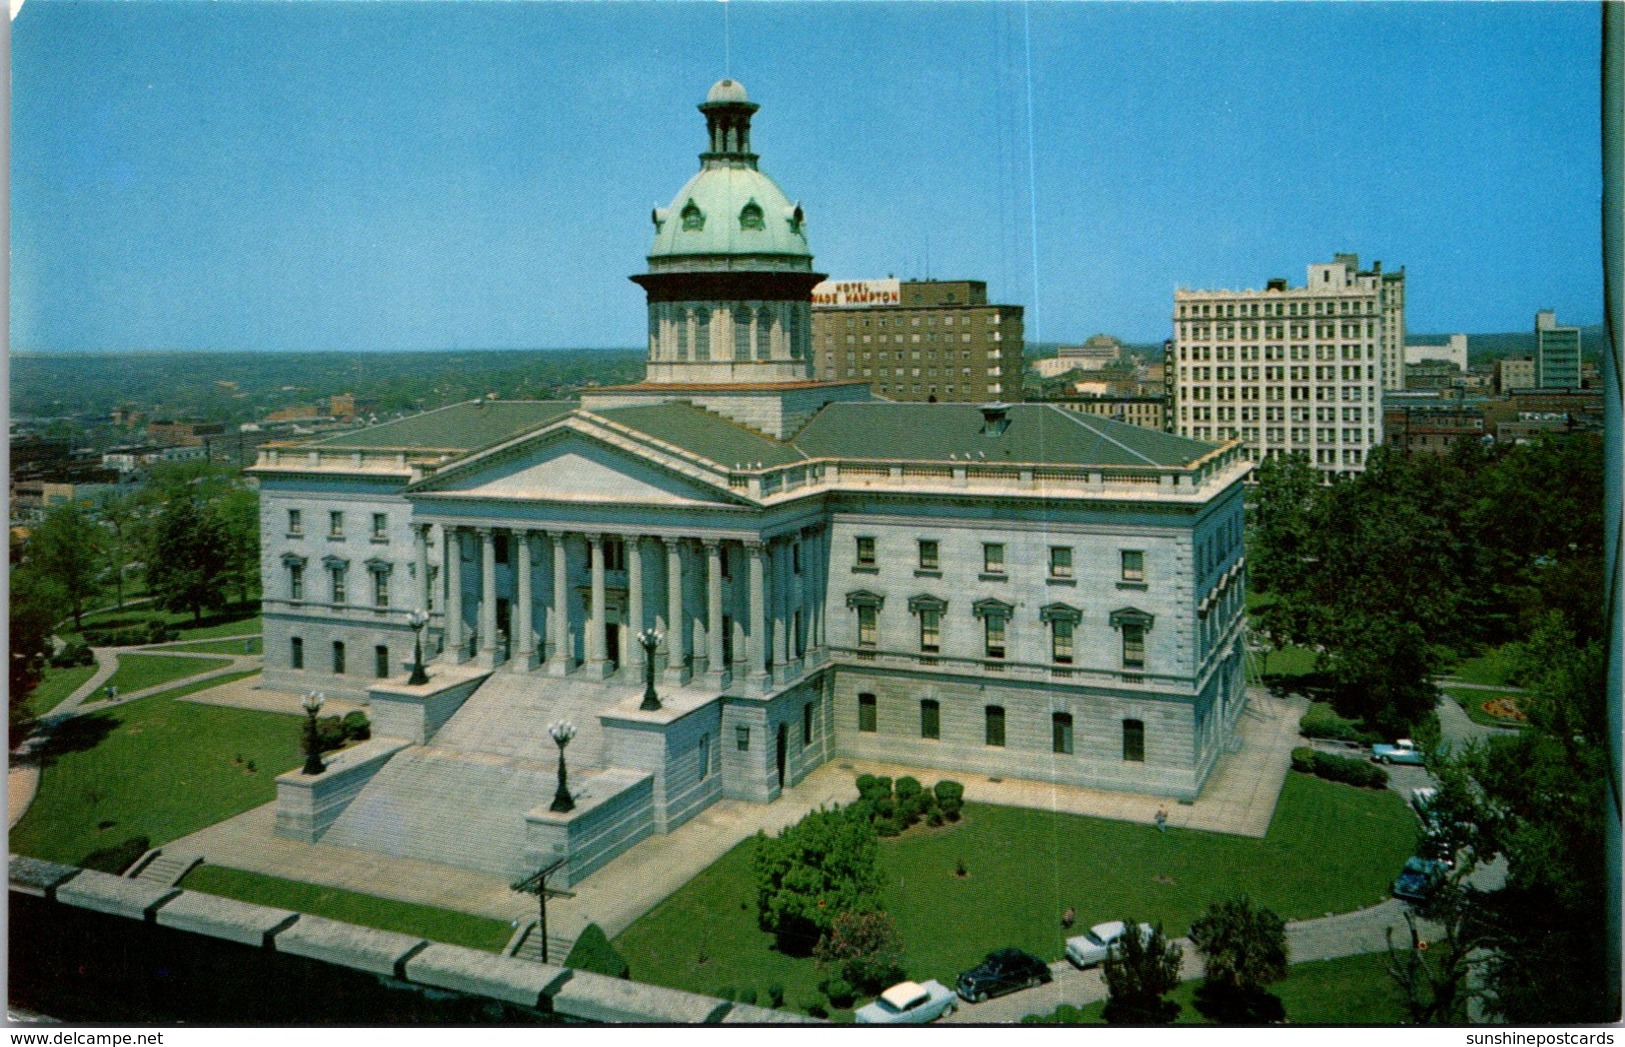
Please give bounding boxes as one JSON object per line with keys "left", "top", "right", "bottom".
{"left": 699, "top": 733, "right": 711, "bottom": 779}
{"left": 985, "top": 705, "right": 1005, "bottom": 747}
{"left": 374, "top": 644, "right": 389, "bottom": 678}
{"left": 858, "top": 693, "right": 877, "bottom": 733}
{"left": 920, "top": 699, "right": 940, "bottom": 740}
{"left": 291, "top": 637, "right": 303, "bottom": 669}
{"left": 1053, "top": 712, "right": 1074, "bottom": 754}
{"left": 803, "top": 702, "right": 815, "bottom": 746}
{"left": 332, "top": 641, "right": 346, "bottom": 675}
{"left": 1123, "top": 718, "right": 1145, "bottom": 762}
{"left": 736, "top": 725, "right": 750, "bottom": 751}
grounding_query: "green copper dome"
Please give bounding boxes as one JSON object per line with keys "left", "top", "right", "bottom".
{"left": 648, "top": 80, "right": 811, "bottom": 264}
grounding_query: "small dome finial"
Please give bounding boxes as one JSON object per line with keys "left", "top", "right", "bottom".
{"left": 706, "top": 78, "right": 749, "bottom": 104}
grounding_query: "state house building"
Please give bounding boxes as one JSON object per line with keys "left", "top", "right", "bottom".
{"left": 250, "top": 81, "right": 1252, "bottom": 886}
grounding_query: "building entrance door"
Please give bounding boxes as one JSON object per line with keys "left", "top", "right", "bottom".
{"left": 605, "top": 621, "right": 620, "bottom": 670}
{"left": 775, "top": 723, "right": 787, "bottom": 790}
{"left": 497, "top": 598, "right": 511, "bottom": 658}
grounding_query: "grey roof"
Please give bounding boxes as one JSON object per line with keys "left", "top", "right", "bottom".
{"left": 310, "top": 401, "right": 576, "bottom": 452}
{"left": 595, "top": 403, "right": 807, "bottom": 467}
{"left": 791, "top": 403, "right": 1215, "bottom": 467}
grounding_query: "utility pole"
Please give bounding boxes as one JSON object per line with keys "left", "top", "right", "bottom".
{"left": 511, "top": 858, "right": 576, "bottom": 964}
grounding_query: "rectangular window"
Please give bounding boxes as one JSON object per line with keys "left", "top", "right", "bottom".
{"left": 919, "top": 609, "right": 940, "bottom": 653}
{"left": 983, "top": 543, "right": 1005, "bottom": 574}
{"left": 332, "top": 641, "right": 346, "bottom": 675}
{"left": 289, "top": 564, "right": 304, "bottom": 602}
{"left": 330, "top": 567, "right": 346, "bottom": 605}
{"left": 290, "top": 637, "right": 303, "bottom": 670}
{"left": 372, "top": 513, "right": 387, "bottom": 541}
{"left": 699, "top": 734, "right": 711, "bottom": 779}
{"left": 857, "top": 605, "right": 877, "bottom": 647}
{"left": 985, "top": 705, "right": 1005, "bottom": 747}
{"left": 917, "top": 539, "right": 939, "bottom": 571}
{"left": 736, "top": 725, "right": 750, "bottom": 751}
{"left": 1053, "top": 712, "right": 1074, "bottom": 755}
{"left": 858, "top": 693, "right": 877, "bottom": 733}
{"left": 1121, "top": 549, "right": 1145, "bottom": 582}
{"left": 855, "top": 536, "right": 876, "bottom": 567}
{"left": 1122, "top": 623, "right": 1146, "bottom": 669}
{"left": 803, "top": 702, "right": 815, "bottom": 746}
{"left": 1123, "top": 719, "right": 1146, "bottom": 762}
{"left": 1052, "top": 619, "right": 1075, "bottom": 664}
{"left": 920, "top": 699, "right": 940, "bottom": 740}
{"left": 985, "top": 616, "right": 1006, "bottom": 660}
{"left": 373, "top": 570, "right": 389, "bottom": 608}
{"left": 374, "top": 644, "right": 390, "bottom": 679}
{"left": 329, "top": 511, "right": 344, "bottom": 538}
{"left": 1049, "top": 546, "right": 1073, "bottom": 578}
{"left": 288, "top": 509, "right": 303, "bottom": 535}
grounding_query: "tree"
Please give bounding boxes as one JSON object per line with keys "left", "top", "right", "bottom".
{"left": 1385, "top": 890, "right": 1481, "bottom": 1024}
{"left": 813, "top": 909, "right": 906, "bottom": 995}
{"left": 146, "top": 495, "right": 231, "bottom": 623}
{"left": 753, "top": 805, "right": 885, "bottom": 954}
{"left": 1101, "top": 920, "right": 1183, "bottom": 1025}
{"left": 29, "top": 502, "right": 106, "bottom": 629}
{"left": 214, "top": 484, "right": 260, "bottom": 606}
{"left": 94, "top": 491, "right": 143, "bottom": 610}
{"left": 9, "top": 567, "right": 67, "bottom": 746}
{"left": 1188, "top": 896, "right": 1289, "bottom": 1023}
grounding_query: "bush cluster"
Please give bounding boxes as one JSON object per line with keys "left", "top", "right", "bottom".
{"left": 852, "top": 774, "right": 963, "bottom": 835}
{"left": 1291, "top": 746, "right": 1389, "bottom": 789}
{"left": 564, "top": 923, "right": 630, "bottom": 979}
{"left": 315, "top": 711, "right": 372, "bottom": 752}
{"left": 49, "top": 641, "right": 95, "bottom": 669}
{"left": 79, "top": 622, "right": 179, "bottom": 647}
{"left": 1298, "top": 703, "right": 1380, "bottom": 746}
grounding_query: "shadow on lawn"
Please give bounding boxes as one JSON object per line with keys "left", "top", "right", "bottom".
{"left": 28, "top": 712, "right": 120, "bottom": 770}
{"left": 80, "top": 601, "right": 260, "bottom": 634}
{"left": 1263, "top": 669, "right": 1337, "bottom": 702}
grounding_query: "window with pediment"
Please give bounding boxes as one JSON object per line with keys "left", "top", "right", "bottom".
{"left": 680, "top": 199, "right": 704, "bottom": 231}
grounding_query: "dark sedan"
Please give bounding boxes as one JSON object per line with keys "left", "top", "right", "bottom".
{"left": 1392, "top": 856, "right": 1448, "bottom": 903}
{"left": 955, "top": 948, "right": 1052, "bottom": 1003}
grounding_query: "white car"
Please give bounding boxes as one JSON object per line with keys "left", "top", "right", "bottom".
{"left": 1065, "top": 921, "right": 1152, "bottom": 968}
{"left": 854, "top": 980, "right": 958, "bottom": 1024}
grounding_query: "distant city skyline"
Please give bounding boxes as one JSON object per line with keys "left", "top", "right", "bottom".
{"left": 11, "top": 2, "right": 1604, "bottom": 354}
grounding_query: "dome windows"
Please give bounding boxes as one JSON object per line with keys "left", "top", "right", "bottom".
{"left": 739, "top": 200, "right": 765, "bottom": 231}
{"left": 681, "top": 200, "right": 706, "bottom": 231}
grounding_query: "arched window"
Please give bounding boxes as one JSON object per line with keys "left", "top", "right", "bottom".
{"left": 733, "top": 307, "right": 752, "bottom": 360}
{"left": 680, "top": 199, "right": 705, "bottom": 231}
{"left": 739, "top": 200, "right": 764, "bottom": 230}
{"left": 676, "top": 309, "right": 690, "bottom": 360}
{"left": 694, "top": 307, "right": 710, "bottom": 360}
{"left": 756, "top": 306, "right": 774, "bottom": 359}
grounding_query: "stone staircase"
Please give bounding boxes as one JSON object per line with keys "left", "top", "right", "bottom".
{"left": 319, "top": 746, "right": 556, "bottom": 878}
{"left": 432, "top": 671, "right": 615, "bottom": 768}
{"left": 508, "top": 920, "right": 576, "bottom": 966}
{"left": 127, "top": 849, "right": 201, "bottom": 886}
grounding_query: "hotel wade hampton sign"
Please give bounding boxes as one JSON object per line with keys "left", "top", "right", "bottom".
{"left": 811, "top": 279, "right": 900, "bottom": 308}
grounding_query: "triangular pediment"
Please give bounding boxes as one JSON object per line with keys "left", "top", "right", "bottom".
{"left": 409, "top": 423, "right": 745, "bottom": 507}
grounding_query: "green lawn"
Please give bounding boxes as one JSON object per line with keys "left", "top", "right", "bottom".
{"left": 75, "top": 602, "right": 262, "bottom": 642}
{"left": 1259, "top": 645, "right": 1318, "bottom": 679}
{"left": 179, "top": 865, "right": 513, "bottom": 953}
{"left": 1441, "top": 685, "right": 1529, "bottom": 730}
{"left": 1441, "top": 646, "right": 1518, "bottom": 688}
{"left": 162, "top": 636, "right": 263, "bottom": 656}
{"left": 1031, "top": 951, "right": 1408, "bottom": 1025}
{"left": 24, "top": 664, "right": 98, "bottom": 718}
{"left": 614, "top": 773, "right": 1414, "bottom": 1015}
{"left": 10, "top": 677, "right": 300, "bottom": 868}
{"left": 96, "top": 653, "right": 230, "bottom": 699}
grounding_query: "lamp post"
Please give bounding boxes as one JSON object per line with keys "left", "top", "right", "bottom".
{"left": 407, "top": 609, "right": 430, "bottom": 686}
{"left": 549, "top": 720, "right": 577, "bottom": 813}
{"left": 638, "top": 628, "right": 663, "bottom": 711}
{"left": 300, "top": 691, "right": 327, "bottom": 775}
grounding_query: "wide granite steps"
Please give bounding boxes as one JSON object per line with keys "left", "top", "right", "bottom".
{"left": 430, "top": 671, "right": 613, "bottom": 768}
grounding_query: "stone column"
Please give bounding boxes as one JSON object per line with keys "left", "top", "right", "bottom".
{"left": 516, "top": 530, "right": 537, "bottom": 669}
{"left": 703, "top": 539, "right": 725, "bottom": 684}
{"left": 586, "top": 533, "right": 609, "bottom": 678}
{"left": 772, "top": 539, "right": 791, "bottom": 680}
{"left": 811, "top": 525, "right": 827, "bottom": 654}
{"left": 415, "top": 524, "right": 431, "bottom": 613}
{"left": 476, "top": 527, "right": 499, "bottom": 668}
{"left": 663, "top": 537, "right": 689, "bottom": 684}
{"left": 548, "top": 530, "right": 570, "bottom": 676}
{"left": 445, "top": 527, "right": 465, "bottom": 662}
{"left": 747, "top": 539, "right": 769, "bottom": 688}
{"left": 627, "top": 536, "right": 644, "bottom": 673}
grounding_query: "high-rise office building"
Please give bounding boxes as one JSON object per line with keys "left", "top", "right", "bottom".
{"left": 1172, "top": 255, "right": 1403, "bottom": 476}
{"left": 811, "top": 278, "right": 1024, "bottom": 402}
{"left": 1536, "top": 310, "right": 1582, "bottom": 389}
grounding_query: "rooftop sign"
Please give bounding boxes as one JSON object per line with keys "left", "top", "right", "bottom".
{"left": 811, "top": 279, "right": 899, "bottom": 308}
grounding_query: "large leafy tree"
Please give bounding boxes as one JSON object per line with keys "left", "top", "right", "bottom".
{"left": 812, "top": 910, "right": 906, "bottom": 995}
{"left": 146, "top": 494, "right": 231, "bottom": 623}
{"left": 9, "top": 567, "right": 68, "bottom": 745}
{"left": 214, "top": 484, "right": 261, "bottom": 606}
{"left": 1188, "top": 896, "right": 1289, "bottom": 1023}
{"left": 753, "top": 804, "right": 884, "bottom": 954}
{"left": 1101, "top": 920, "right": 1183, "bottom": 1025}
{"left": 29, "top": 502, "right": 107, "bottom": 629}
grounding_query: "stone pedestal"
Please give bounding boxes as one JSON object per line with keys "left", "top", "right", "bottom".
{"left": 274, "top": 737, "right": 411, "bottom": 842}
{"left": 522, "top": 769, "right": 655, "bottom": 888}
{"left": 367, "top": 668, "right": 489, "bottom": 744}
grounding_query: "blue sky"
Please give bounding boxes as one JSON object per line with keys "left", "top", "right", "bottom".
{"left": 10, "top": 1, "right": 1604, "bottom": 352}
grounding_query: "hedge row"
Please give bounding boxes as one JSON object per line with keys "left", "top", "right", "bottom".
{"left": 853, "top": 774, "right": 964, "bottom": 836}
{"left": 1291, "top": 747, "right": 1389, "bottom": 789}
{"left": 1298, "top": 703, "right": 1381, "bottom": 747}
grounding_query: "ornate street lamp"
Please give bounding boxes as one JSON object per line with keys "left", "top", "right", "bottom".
{"left": 300, "top": 691, "right": 327, "bottom": 775}
{"left": 407, "top": 609, "right": 431, "bottom": 686}
{"left": 638, "top": 628, "right": 663, "bottom": 711}
{"left": 549, "top": 720, "right": 577, "bottom": 813}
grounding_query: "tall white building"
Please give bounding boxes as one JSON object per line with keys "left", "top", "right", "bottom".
{"left": 1172, "top": 255, "right": 1404, "bottom": 476}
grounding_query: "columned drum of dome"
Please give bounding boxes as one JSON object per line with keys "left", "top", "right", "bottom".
{"left": 631, "top": 80, "right": 826, "bottom": 386}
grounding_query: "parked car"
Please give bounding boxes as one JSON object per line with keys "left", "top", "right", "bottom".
{"left": 955, "top": 948, "right": 1052, "bottom": 1003}
{"left": 1372, "top": 739, "right": 1426, "bottom": 765}
{"left": 1392, "top": 856, "right": 1448, "bottom": 903}
{"left": 854, "top": 980, "right": 958, "bottom": 1024}
{"left": 1064, "top": 921, "right": 1152, "bottom": 969}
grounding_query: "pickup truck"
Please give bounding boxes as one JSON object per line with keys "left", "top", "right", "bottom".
{"left": 1371, "top": 739, "right": 1426, "bottom": 765}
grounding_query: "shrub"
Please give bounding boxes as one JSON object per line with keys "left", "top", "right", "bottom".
{"left": 144, "top": 621, "right": 178, "bottom": 645}
{"left": 1299, "top": 703, "right": 1380, "bottom": 746}
{"left": 895, "top": 776, "right": 922, "bottom": 801}
{"left": 342, "top": 710, "right": 371, "bottom": 742}
{"left": 815, "top": 910, "right": 907, "bottom": 995}
{"left": 81, "top": 626, "right": 148, "bottom": 647}
{"left": 934, "top": 780, "right": 965, "bottom": 820}
{"left": 564, "top": 923, "right": 631, "bottom": 979}
{"left": 926, "top": 809, "right": 944, "bottom": 828}
{"left": 1292, "top": 749, "right": 1389, "bottom": 789}
{"left": 874, "top": 817, "right": 899, "bottom": 838}
{"left": 81, "top": 835, "right": 151, "bottom": 875}
{"left": 855, "top": 773, "right": 885, "bottom": 801}
{"left": 51, "top": 641, "right": 94, "bottom": 668}
{"left": 753, "top": 805, "right": 884, "bottom": 953}
{"left": 1290, "top": 747, "right": 1317, "bottom": 774}
{"left": 804, "top": 1000, "right": 829, "bottom": 1019}
{"left": 766, "top": 982, "right": 785, "bottom": 1009}
{"left": 315, "top": 715, "right": 347, "bottom": 751}
{"left": 821, "top": 976, "right": 855, "bottom": 1009}
{"left": 737, "top": 987, "right": 758, "bottom": 1006}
